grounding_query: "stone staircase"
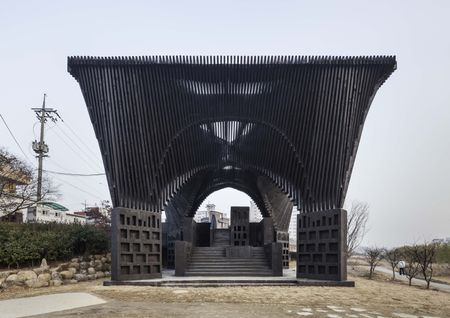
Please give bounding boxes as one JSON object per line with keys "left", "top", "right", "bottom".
{"left": 185, "top": 246, "right": 273, "bottom": 276}
{"left": 212, "top": 229, "right": 230, "bottom": 247}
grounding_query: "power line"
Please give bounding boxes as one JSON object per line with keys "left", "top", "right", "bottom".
{"left": 47, "top": 126, "right": 101, "bottom": 172}
{"left": 54, "top": 124, "right": 102, "bottom": 168}
{"left": 60, "top": 118, "right": 101, "bottom": 161}
{"left": 44, "top": 169, "right": 105, "bottom": 176}
{"left": 46, "top": 157, "right": 109, "bottom": 197}
{"left": 51, "top": 174, "right": 105, "bottom": 201}
{"left": 0, "top": 112, "right": 33, "bottom": 164}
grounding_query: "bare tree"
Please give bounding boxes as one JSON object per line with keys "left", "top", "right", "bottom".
{"left": 346, "top": 200, "right": 369, "bottom": 258}
{"left": 404, "top": 245, "right": 421, "bottom": 286}
{"left": 414, "top": 242, "right": 439, "bottom": 289}
{"left": 385, "top": 247, "right": 402, "bottom": 280}
{"left": 364, "top": 246, "right": 384, "bottom": 279}
{"left": 0, "top": 148, "right": 57, "bottom": 219}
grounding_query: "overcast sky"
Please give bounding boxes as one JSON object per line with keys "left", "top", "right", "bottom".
{"left": 1, "top": 1, "right": 449, "bottom": 247}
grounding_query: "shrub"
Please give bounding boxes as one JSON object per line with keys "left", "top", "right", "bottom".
{"left": 0, "top": 222, "right": 110, "bottom": 268}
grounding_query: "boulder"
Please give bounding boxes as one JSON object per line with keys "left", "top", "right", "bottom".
{"left": 87, "top": 267, "right": 96, "bottom": 275}
{"left": 24, "top": 279, "right": 38, "bottom": 288}
{"left": 70, "top": 258, "right": 79, "bottom": 263}
{"left": 51, "top": 271, "right": 61, "bottom": 280}
{"left": 104, "top": 271, "right": 111, "bottom": 277}
{"left": 80, "top": 262, "right": 89, "bottom": 270}
{"left": 60, "top": 271, "right": 74, "bottom": 280}
{"left": 101, "top": 257, "right": 107, "bottom": 263}
{"left": 95, "top": 271, "right": 105, "bottom": 279}
{"left": 50, "top": 266, "right": 62, "bottom": 273}
{"left": 5, "top": 274, "right": 18, "bottom": 285}
{"left": 23, "top": 278, "right": 48, "bottom": 288}
{"left": 68, "top": 267, "right": 77, "bottom": 275}
{"left": 89, "top": 261, "right": 95, "bottom": 267}
{"left": 0, "top": 270, "right": 17, "bottom": 279}
{"left": 17, "top": 270, "right": 37, "bottom": 283}
{"left": 33, "top": 266, "right": 50, "bottom": 275}
{"left": 38, "top": 273, "right": 51, "bottom": 283}
{"left": 51, "top": 279, "right": 62, "bottom": 287}
{"left": 40, "top": 258, "right": 48, "bottom": 268}
{"left": 59, "top": 263, "right": 69, "bottom": 270}
{"left": 94, "top": 255, "right": 103, "bottom": 260}
{"left": 69, "top": 279, "right": 78, "bottom": 284}
{"left": 106, "top": 253, "right": 111, "bottom": 262}
{"left": 74, "top": 274, "right": 88, "bottom": 282}
{"left": 80, "top": 269, "right": 87, "bottom": 275}
{"left": 68, "top": 262, "right": 80, "bottom": 270}
{"left": 87, "top": 274, "right": 96, "bottom": 280}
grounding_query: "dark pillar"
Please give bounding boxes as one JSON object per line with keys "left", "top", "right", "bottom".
{"left": 174, "top": 240, "right": 192, "bottom": 276}
{"left": 111, "top": 207, "right": 162, "bottom": 281}
{"left": 182, "top": 216, "right": 194, "bottom": 243}
{"left": 262, "top": 217, "right": 274, "bottom": 245}
{"left": 276, "top": 231, "right": 290, "bottom": 269}
{"left": 230, "top": 207, "right": 250, "bottom": 246}
{"left": 264, "top": 242, "right": 283, "bottom": 276}
{"left": 297, "top": 209, "right": 347, "bottom": 281}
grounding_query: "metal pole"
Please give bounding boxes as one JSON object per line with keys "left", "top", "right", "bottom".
{"left": 36, "top": 94, "right": 46, "bottom": 202}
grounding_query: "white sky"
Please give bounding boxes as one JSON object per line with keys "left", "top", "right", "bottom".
{"left": 1, "top": 0, "right": 449, "bottom": 247}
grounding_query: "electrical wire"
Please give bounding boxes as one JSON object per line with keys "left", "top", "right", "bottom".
{"left": 44, "top": 169, "right": 105, "bottom": 176}
{"left": 46, "top": 157, "right": 107, "bottom": 196}
{"left": 54, "top": 122, "right": 102, "bottom": 167}
{"left": 0, "top": 112, "right": 33, "bottom": 164}
{"left": 51, "top": 174, "right": 105, "bottom": 201}
{"left": 60, "top": 119, "right": 101, "bottom": 161}
{"left": 47, "top": 127, "right": 101, "bottom": 172}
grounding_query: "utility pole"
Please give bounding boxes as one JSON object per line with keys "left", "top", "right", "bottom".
{"left": 32, "top": 94, "right": 60, "bottom": 202}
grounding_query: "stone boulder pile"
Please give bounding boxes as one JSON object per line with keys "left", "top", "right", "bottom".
{"left": 0, "top": 253, "right": 111, "bottom": 289}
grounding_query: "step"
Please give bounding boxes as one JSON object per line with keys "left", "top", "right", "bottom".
{"left": 188, "top": 269, "right": 271, "bottom": 272}
{"left": 188, "top": 260, "right": 269, "bottom": 264}
{"left": 184, "top": 272, "right": 274, "bottom": 276}
{"left": 188, "top": 262, "right": 270, "bottom": 266}
{"left": 189, "top": 260, "right": 267, "bottom": 263}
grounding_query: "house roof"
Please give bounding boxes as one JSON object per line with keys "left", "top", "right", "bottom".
{"left": 41, "top": 201, "right": 69, "bottom": 211}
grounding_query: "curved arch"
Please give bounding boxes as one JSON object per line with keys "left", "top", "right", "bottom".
{"left": 189, "top": 182, "right": 268, "bottom": 218}
{"left": 157, "top": 122, "right": 307, "bottom": 211}
{"left": 157, "top": 116, "right": 305, "bottom": 172}
{"left": 163, "top": 167, "right": 294, "bottom": 232}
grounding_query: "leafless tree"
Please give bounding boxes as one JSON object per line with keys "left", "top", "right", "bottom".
{"left": 385, "top": 247, "right": 402, "bottom": 280}
{"left": 0, "top": 148, "right": 57, "bottom": 219}
{"left": 363, "top": 246, "right": 384, "bottom": 279}
{"left": 404, "top": 245, "right": 421, "bottom": 286}
{"left": 414, "top": 241, "right": 439, "bottom": 289}
{"left": 346, "top": 200, "right": 369, "bottom": 258}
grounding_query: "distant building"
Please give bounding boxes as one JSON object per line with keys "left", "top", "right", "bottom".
{"left": 194, "top": 203, "right": 230, "bottom": 228}
{"left": 27, "top": 202, "right": 87, "bottom": 224}
{"left": 432, "top": 238, "right": 450, "bottom": 244}
{"left": 71, "top": 205, "right": 111, "bottom": 224}
{"left": 0, "top": 160, "right": 32, "bottom": 223}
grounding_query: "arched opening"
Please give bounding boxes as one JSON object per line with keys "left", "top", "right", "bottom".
{"left": 194, "top": 188, "right": 263, "bottom": 227}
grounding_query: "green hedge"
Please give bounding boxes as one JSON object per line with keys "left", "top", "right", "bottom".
{"left": 0, "top": 222, "right": 110, "bottom": 268}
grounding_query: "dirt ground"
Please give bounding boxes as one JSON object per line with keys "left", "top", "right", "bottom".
{"left": 1, "top": 269, "right": 449, "bottom": 318}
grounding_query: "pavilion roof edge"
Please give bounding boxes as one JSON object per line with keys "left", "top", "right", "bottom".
{"left": 67, "top": 55, "right": 397, "bottom": 67}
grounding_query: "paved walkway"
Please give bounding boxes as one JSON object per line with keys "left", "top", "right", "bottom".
{"left": 0, "top": 292, "right": 106, "bottom": 318}
{"left": 375, "top": 266, "right": 450, "bottom": 292}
